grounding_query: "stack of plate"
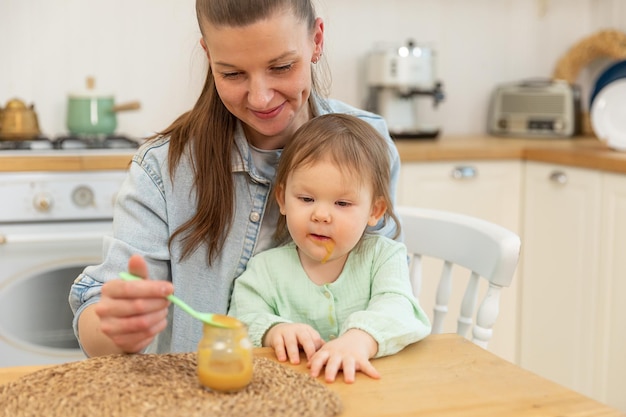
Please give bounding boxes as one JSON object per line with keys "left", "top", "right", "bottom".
{"left": 590, "top": 60, "right": 626, "bottom": 151}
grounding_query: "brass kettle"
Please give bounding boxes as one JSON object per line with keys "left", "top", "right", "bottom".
{"left": 0, "top": 98, "right": 42, "bottom": 140}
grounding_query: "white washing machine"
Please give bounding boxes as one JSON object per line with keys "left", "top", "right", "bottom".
{"left": 0, "top": 170, "right": 127, "bottom": 366}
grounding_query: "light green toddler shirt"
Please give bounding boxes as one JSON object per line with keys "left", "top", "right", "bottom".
{"left": 228, "top": 234, "right": 432, "bottom": 358}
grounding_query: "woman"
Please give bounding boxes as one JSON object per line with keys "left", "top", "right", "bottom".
{"left": 69, "top": 0, "right": 400, "bottom": 358}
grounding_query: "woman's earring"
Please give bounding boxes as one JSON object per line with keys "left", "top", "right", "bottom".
{"left": 312, "top": 52, "right": 322, "bottom": 64}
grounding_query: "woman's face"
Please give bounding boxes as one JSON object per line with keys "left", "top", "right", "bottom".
{"left": 200, "top": 11, "right": 324, "bottom": 150}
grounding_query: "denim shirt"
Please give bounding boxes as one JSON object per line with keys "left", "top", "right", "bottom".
{"left": 69, "top": 97, "right": 401, "bottom": 355}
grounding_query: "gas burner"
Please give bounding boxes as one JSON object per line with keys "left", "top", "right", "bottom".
{"left": 0, "top": 137, "right": 54, "bottom": 151}
{"left": 53, "top": 134, "right": 141, "bottom": 150}
{"left": 0, "top": 135, "right": 142, "bottom": 151}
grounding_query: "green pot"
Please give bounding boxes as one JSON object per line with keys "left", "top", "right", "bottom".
{"left": 66, "top": 77, "right": 140, "bottom": 136}
{"left": 66, "top": 95, "right": 117, "bottom": 136}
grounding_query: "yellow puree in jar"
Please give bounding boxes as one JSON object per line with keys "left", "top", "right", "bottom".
{"left": 210, "top": 314, "right": 243, "bottom": 328}
{"left": 197, "top": 325, "right": 253, "bottom": 392}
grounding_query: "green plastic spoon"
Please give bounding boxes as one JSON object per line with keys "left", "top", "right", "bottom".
{"left": 119, "top": 271, "right": 241, "bottom": 329}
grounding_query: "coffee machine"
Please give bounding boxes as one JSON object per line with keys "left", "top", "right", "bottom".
{"left": 365, "top": 40, "right": 444, "bottom": 139}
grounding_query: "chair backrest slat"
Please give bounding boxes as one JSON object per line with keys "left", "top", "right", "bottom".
{"left": 432, "top": 260, "right": 452, "bottom": 334}
{"left": 458, "top": 271, "right": 480, "bottom": 337}
{"left": 408, "top": 254, "right": 423, "bottom": 299}
{"left": 397, "top": 206, "right": 521, "bottom": 348}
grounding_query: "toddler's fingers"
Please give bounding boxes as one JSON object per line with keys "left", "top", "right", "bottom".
{"left": 269, "top": 335, "right": 288, "bottom": 362}
{"left": 323, "top": 355, "right": 343, "bottom": 383}
{"left": 308, "top": 350, "right": 329, "bottom": 378}
{"left": 300, "top": 334, "right": 322, "bottom": 360}
{"left": 341, "top": 358, "right": 357, "bottom": 384}
{"left": 358, "top": 361, "right": 381, "bottom": 380}
{"left": 282, "top": 333, "right": 301, "bottom": 364}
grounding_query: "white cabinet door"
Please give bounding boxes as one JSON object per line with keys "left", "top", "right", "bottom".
{"left": 398, "top": 161, "right": 522, "bottom": 232}
{"left": 520, "top": 162, "right": 602, "bottom": 397}
{"left": 398, "top": 160, "right": 522, "bottom": 363}
{"left": 596, "top": 172, "right": 626, "bottom": 410}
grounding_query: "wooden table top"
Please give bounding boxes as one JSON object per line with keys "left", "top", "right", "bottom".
{"left": 0, "top": 334, "right": 622, "bottom": 417}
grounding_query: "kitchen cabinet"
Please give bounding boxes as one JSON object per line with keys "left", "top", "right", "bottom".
{"left": 520, "top": 162, "right": 626, "bottom": 412}
{"left": 398, "top": 161, "right": 523, "bottom": 229}
{"left": 596, "top": 172, "right": 626, "bottom": 411}
{"left": 519, "top": 162, "right": 602, "bottom": 396}
{"left": 398, "top": 160, "right": 522, "bottom": 364}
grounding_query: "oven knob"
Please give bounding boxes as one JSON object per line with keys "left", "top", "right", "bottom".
{"left": 72, "top": 185, "right": 95, "bottom": 207}
{"left": 33, "top": 193, "right": 54, "bottom": 212}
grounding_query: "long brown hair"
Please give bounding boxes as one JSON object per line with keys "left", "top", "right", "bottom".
{"left": 274, "top": 114, "right": 400, "bottom": 243}
{"left": 151, "top": 0, "right": 323, "bottom": 264}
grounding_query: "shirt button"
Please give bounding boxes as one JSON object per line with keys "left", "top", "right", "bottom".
{"left": 249, "top": 212, "right": 261, "bottom": 222}
{"left": 323, "top": 291, "right": 331, "bottom": 298}
{"left": 329, "top": 334, "right": 337, "bottom": 340}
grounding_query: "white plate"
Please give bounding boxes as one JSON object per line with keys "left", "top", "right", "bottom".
{"left": 591, "top": 79, "right": 626, "bottom": 151}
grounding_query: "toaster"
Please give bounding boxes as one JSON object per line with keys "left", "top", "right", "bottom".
{"left": 487, "top": 79, "right": 581, "bottom": 138}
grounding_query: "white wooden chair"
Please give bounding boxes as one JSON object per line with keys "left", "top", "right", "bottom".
{"left": 397, "top": 206, "right": 521, "bottom": 348}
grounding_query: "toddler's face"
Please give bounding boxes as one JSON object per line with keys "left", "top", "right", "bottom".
{"left": 277, "top": 158, "right": 385, "bottom": 267}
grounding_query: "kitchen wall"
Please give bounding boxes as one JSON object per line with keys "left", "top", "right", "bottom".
{"left": 1, "top": 0, "right": 625, "bottom": 139}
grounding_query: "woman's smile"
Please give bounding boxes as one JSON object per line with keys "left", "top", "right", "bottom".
{"left": 250, "top": 102, "right": 286, "bottom": 119}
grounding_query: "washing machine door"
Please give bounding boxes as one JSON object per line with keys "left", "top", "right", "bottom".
{"left": 0, "top": 222, "right": 109, "bottom": 366}
{"left": 0, "top": 264, "right": 89, "bottom": 366}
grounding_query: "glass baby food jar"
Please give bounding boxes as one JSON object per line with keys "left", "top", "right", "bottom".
{"left": 197, "top": 322, "right": 253, "bottom": 392}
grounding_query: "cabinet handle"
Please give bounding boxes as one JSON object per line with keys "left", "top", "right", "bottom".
{"left": 549, "top": 171, "right": 568, "bottom": 184}
{"left": 451, "top": 166, "right": 477, "bottom": 180}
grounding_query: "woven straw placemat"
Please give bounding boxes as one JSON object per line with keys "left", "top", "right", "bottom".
{"left": 0, "top": 353, "right": 342, "bottom": 417}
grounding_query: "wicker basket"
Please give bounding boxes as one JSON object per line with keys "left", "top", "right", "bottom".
{"left": 552, "top": 29, "right": 626, "bottom": 136}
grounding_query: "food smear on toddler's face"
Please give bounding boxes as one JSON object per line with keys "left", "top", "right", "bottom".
{"left": 318, "top": 239, "right": 335, "bottom": 264}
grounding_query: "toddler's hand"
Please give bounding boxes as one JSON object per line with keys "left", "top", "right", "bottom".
{"left": 308, "top": 329, "right": 380, "bottom": 383}
{"left": 264, "top": 323, "right": 324, "bottom": 364}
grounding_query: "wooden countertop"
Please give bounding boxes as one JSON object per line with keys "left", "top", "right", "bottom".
{"left": 0, "top": 150, "right": 134, "bottom": 172}
{"left": 0, "top": 334, "right": 622, "bottom": 417}
{"left": 395, "top": 135, "right": 626, "bottom": 174}
{"left": 1, "top": 135, "right": 626, "bottom": 174}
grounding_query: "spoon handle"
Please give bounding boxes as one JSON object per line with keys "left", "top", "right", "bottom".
{"left": 118, "top": 272, "right": 201, "bottom": 320}
{"left": 165, "top": 294, "right": 201, "bottom": 321}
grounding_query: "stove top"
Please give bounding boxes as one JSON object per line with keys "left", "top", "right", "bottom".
{"left": 0, "top": 135, "right": 142, "bottom": 151}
